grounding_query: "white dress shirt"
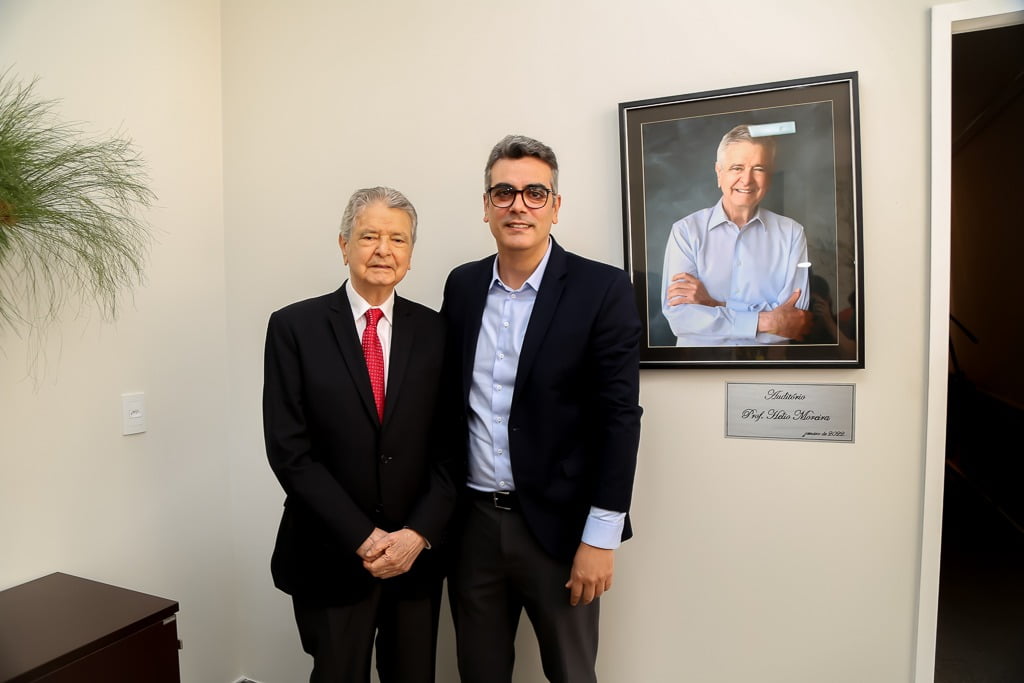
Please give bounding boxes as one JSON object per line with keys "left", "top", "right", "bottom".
{"left": 347, "top": 283, "right": 395, "bottom": 387}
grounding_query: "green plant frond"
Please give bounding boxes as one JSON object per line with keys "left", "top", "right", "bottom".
{"left": 0, "top": 67, "right": 155, "bottom": 331}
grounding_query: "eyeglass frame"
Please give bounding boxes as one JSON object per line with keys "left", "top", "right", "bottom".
{"left": 485, "top": 183, "right": 556, "bottom": 209}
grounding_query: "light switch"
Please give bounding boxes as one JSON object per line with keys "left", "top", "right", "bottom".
{"left": 121, "top": 392, "right": 147, "bottom": 435}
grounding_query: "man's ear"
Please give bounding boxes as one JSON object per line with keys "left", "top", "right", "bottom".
{"left": 338, "top": 234, "right": 349, "bottom": 264}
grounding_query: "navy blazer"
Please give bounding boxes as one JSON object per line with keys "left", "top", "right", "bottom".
{"left": 264, "top": 284, "right": 456, "bottom": 605}
{"left": 441, "top": 239, "right": 642, "bottom": 562}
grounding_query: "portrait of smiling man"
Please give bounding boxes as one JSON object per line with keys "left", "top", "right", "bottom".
{"left": 263, "top": 186, "right": 455, "bottom": 683}
{"left": 661, "top": 124, "right": 812, "bottom": 346}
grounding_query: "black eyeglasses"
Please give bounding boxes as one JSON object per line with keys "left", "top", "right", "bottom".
{"left": 486, "top": 184, "right": 554, "bottom": 209}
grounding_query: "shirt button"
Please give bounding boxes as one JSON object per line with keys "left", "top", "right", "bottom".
{"left": 495, "top": 384, "right": 502, "bottom": 391}
{"left": 495, "top": 417, "right": 502, "bottom": 423}
{"left": 497, "top": 449, "right": 503, "bottom": 455}
{"left": 499, "top": 480, "right": 507, "bottom": 487}
{"left": 511, "top": 293, "right": 517, "bottom": 299}
{"left": 503, "top": 321, "right": 510, "bottom": 328}
{"left": 497, "top": 352, "right": 504, "bottom": 360}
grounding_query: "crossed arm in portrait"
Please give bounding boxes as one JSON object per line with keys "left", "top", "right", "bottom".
{"left": 661, "top": 206, "right": 812, "bottom": 347}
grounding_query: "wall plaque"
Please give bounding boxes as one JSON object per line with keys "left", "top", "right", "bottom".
{"left": 726, "top": 382, "right": 854, "bottom": 442}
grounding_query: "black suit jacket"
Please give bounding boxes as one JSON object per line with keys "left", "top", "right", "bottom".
{"left": 263, "top": 284, "right": 455, "bottom": 605}
{"left": 441, "top": 239, "right": 642, "bottom": 563}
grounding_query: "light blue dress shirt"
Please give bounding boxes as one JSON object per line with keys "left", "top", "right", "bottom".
{"left": 661, "top": 200, "right": 810, "bottom": 346}
{"left": 467, "top": 239, "right": 626, "bottom": 550}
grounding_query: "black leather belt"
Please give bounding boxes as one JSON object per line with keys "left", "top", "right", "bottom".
{"left": 468, "top": 489, "right": 519, "bottom": 511}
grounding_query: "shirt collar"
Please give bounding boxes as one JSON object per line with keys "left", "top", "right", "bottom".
{"left": 491, "top": 237, "right": 553, "bottom": 293}
{"left": 709, "top": 199, "right": 765, "bottom": 232}
{"left": 345, "top": 281, "right": 396, "bottom": 324}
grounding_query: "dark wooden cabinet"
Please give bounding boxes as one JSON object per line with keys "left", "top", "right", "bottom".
{"left": 0, "top": 572, "right": 180, "bottom": 683}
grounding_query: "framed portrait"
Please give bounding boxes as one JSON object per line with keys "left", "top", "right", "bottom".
{"left": 619, "top": 73, "right": 864, "bottom": 368}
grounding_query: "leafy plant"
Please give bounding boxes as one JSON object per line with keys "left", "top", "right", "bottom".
{"left": 0, "top": 69, "right": 154, "bottom": 332}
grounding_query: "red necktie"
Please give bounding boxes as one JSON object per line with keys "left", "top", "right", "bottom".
{"left": 362, "top": 308, "right": 385, "bottom": 421}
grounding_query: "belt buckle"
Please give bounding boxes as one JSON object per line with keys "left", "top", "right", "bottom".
{"left": 492, "top": 491, "right": 513, "bottom": 511}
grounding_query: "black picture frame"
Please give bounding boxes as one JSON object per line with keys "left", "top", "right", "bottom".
{"left": 619, "top": 73, "right": 864, "bottom": 368}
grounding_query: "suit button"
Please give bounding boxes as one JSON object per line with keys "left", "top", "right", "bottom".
{"left": 380, "top": 454, "right": 392, "bottom": 464}
{"left": 374, "top": 504, "right": 383, "bottom": 514}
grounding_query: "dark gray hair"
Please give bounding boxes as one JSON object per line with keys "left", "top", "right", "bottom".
{"left": 484, "top": 135, "right": 559, "bottom": 194}
{"left": 339, "top": 186, "right": 418, "bottom": 243}
{"left": 715, "top": 125, "right": 777, "bottom": 167}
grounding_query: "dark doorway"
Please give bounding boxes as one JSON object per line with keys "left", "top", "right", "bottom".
{"left": 934, "top": 20, "right": 1024, "bottom": 683}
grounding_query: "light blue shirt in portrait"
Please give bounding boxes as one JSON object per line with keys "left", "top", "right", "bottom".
{"left": 661, "top": 200, "right": 810, "bottom": 346}
{"left": 467, "top": 239, "right": 626, "bottom": 550}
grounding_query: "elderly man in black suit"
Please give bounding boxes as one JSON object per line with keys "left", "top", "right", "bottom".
{"left": 263, "top": 186, "right": 455, "bottom": 683}
{"left": 442, "top": 135, "right": 643, "bottom": 683}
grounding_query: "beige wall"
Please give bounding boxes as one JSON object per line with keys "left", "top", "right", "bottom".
{"left": 2, "top": 0, "right": 943, "bottom": 681}
{"left": 0, "top": 2, "right": 237, "bottom": 682}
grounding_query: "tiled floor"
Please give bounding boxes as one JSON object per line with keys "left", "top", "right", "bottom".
{"left": 934, "top": 466, "right": 1024, "bottom": 683}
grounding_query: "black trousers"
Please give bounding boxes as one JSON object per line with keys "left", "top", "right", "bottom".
{"left": 450, "top": 498, "right": 600, "bottom": 683}
{"left": 292, "top": 577, "right": 442, "bottom": 683}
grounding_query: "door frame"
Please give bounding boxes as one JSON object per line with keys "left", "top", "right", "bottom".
{"left": 918, "top": 2, "right": 1024, "bottom": 680}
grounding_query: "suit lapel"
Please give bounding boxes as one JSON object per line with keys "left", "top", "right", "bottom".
{"left": 516, "top": 240, "right": 568, "bottom": 396}
{"left": 461, "top": 257, "right": 495, "bottom": 404}
{"left": 329, "top": 283, "right": 381, "bottom": 424}
{"left": 385, "top": 296, "right": 415, "bottom": 429}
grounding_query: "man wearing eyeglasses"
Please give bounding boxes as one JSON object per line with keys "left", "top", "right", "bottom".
{"left": 441, "top": 135, "right": 642, "bottom": 683}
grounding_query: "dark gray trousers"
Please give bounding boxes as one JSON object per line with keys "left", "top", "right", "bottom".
{"left": 450, "top": 498, "right": 600, "bottom": 683}
{"left": 292, "top": 578, "right": 441, "bottom": 683}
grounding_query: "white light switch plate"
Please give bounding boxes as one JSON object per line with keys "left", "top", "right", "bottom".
{"left": 122, "top": 392, "right": 146, "bottom": 435}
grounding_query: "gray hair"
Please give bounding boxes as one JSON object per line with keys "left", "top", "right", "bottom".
{"left": 339, "top": 186, "right": 418, "bottom": 243}
{"left": 484, "top": 135, "right": 559, "bottom": 194}
{"left": 715, "top": 125, "right": 776, "bottom": 167}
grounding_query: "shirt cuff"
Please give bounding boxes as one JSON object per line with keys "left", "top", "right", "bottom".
{"left": 581, "top": 507, "right": 626, "bottom": 550}
{"left": 734, "top": 310, "right": 759, "bottom": 339}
